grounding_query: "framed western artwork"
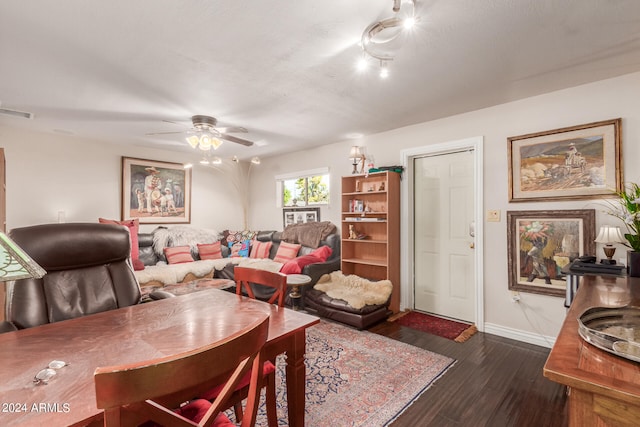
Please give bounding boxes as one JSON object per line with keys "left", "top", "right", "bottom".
{"left": 507, "top": 209, "right": 595, "bottom": 297}
{"left": 283, "top": 207, "right": 320, "bottom": 228}
{"left": 121, "top": 157, "right": 192, "bottom": 224}
{"left": 508, "top": 118, "right": 622, "bottom": 202}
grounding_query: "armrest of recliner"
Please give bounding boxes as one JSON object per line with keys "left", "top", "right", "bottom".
{"left": 0, "top": 321, "right": 18, "bottom": 334}
{"left": 302, "top": 257, "right": 341, "bottom": 286}
{"left": 147, "top": 290, "right": 177, "bottom": 301}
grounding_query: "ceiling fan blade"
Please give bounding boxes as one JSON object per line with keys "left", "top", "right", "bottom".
{"left": 215, "top": 126, "right": 248, "bottom": 133}
{"left": 220, "top": 133, "right": 254, "bottom": 146}
{"left": 145, "top": 131, "right": 185, "bottom": 136}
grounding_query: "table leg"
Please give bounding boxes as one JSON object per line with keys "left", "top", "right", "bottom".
{"left": 285, "top": 330, "right": 307, "bottom": 427}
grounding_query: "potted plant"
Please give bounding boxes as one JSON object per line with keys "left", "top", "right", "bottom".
{"left": 604, "top": 182, "right": 640, "bottom": 275}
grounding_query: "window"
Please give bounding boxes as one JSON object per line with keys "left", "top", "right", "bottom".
{"left": 276, "top": 168, "right": 330, "bottom": 207}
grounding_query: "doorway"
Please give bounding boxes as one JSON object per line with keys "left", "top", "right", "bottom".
{"left": 401, "top": 137, "right": 484, "bottom": 329}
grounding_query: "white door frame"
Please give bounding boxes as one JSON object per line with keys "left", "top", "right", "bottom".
{"left": 400, "top": 136, "right": 484, "bottom": 331}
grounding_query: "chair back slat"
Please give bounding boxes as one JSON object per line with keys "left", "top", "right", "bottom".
{"left": 234, "top": 266, "right": 287, "bottom": 307}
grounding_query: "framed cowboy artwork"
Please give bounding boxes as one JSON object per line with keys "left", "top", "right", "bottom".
{"left": 121, "top": 157, "right": 192, "bottom": 224}
{"left": 507, "top": 118, "right": 622, "bottom": 202}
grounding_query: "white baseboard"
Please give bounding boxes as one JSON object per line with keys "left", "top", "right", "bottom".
{"left": 483, "top": 323, "right": 556, "bottom": 349}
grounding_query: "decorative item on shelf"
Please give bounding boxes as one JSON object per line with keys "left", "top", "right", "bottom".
{"left": 603, "top": 182, "right": 640, "bottom": 276}
{"left": 349, "top": 224, "right": 358, "bottom": 240}
{"left": 379, "top": 182, "right": 385, "bottom": 191}
{"left": 349, "top": 146, "right": 363, "bottom": 174}
{"left": 0, "top": 231, "right": 46, "bottom": 281}
{"left": 594, "top": 226, "right": 626, "bottom": 264}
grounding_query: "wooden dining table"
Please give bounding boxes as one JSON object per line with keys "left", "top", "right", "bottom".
{"left": 0, "top": 289, "right": 319, "bottom": 427}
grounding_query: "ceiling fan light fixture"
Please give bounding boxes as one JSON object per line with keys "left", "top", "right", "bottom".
{"left": 186, "top": 135, "right": 200, "bottom": 149}
{"left": 211, "top": 137, "right": 223, "bottom": 150}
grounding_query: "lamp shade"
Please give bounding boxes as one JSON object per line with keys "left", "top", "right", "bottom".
{"left": 0, "top": 232, "right": 46, "bottom": 281}
{"left": 594, "top": 226, "right": 626, "bottom": 244}
{"left": 349, "top": 146, "right": 361, "bottom": 159}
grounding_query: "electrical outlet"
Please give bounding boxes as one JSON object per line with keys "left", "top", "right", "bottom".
{"left": 510, "top": 291, "right": 520, "bottom": 303}
{"left": 487, "top": 210, "right": 500, "bottom": 222}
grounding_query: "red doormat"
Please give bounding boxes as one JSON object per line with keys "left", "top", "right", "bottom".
{"left": 390, "top": 310, "right": 477, "bottom": 342}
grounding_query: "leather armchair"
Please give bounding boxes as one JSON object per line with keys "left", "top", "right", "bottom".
{"left": 0, "top": 223, "right": 144, "bottom": 333}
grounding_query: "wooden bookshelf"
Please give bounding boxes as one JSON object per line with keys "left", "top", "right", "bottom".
{"left": 341, "top": 171, "right": 400, "bottom": 312}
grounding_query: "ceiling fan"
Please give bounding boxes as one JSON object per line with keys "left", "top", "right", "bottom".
{"left": 146, "top": 115, "right": 254, "bottom": 150}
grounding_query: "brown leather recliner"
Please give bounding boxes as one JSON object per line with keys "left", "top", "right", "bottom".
{"left": 0, "top": 223, "right": 144, "bottom": 333}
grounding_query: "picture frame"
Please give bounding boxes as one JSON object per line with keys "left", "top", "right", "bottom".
{"left": 508, "top": 118, "right": 622, "bottom": 202}
{"left": 121, "top": 157, "right": 191, "bottom": 224}
{"left": 507, "top": 209, "right": 595, "bottom": 297}
{"left": 283, "top": 207, "right": 320, "bottom": 228}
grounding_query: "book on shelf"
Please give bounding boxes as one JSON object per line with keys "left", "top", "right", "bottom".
{"left": 344, "top": 217, "right": 385, "bottom": 222}
{"left": 348, "top": 199, "right": 364, "bottom": 213}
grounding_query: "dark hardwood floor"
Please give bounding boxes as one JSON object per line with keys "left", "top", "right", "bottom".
{"left": 368, "top": 321, "right": 569, "bottom": 427}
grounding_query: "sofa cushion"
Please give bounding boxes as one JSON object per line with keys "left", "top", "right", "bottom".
{"left": 273, "top": 241, "right": 301, "bottom": 263}
{"left": 198, "top": 242, "right": 223, "bottom": 260}
{"left": 164, "top": 246, "right": 195, "bottom": 264}
{"left": 250, "top": 240, "right": 272, "bottom": 259}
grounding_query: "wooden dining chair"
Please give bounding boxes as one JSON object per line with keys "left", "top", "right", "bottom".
{"left": 201, "top": 266, "right": 287, "bottom": 427}
{"left": 234, "top": 266, "right": 288, "bottom": 307}
{"left": 94, "top": 313, "right": 270, "bottom": 427}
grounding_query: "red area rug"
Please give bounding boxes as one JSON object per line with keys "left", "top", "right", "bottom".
{"left": 233, "top": 320, "right": 455, "bottom": 426}
{"left": 391, "top": 310, "right": 477, "bottom": 342}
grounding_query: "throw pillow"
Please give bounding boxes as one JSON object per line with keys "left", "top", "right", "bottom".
{"left": 280, "top": 246, "right": 332, "bottom": 275}
{"left": 249, "top": 241, "right": 272, "bottom": 259}
{"left": 164, "top": 246, "right": 195, "bottom": 264}
{"left": 273, "top": 241, "right": 301, "bottom": 264}
{"left": 229, "top": 240, "right": 251, "bottom": 258}
{"left": 98, "top": 217, "right": 142, "bottom": 270}
{"left": 198, "top": 242, "right": 223, "bottom": 260}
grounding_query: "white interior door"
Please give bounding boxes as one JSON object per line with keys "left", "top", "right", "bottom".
{"left": 414, "top": 150, "right": 475, "bottom": 322}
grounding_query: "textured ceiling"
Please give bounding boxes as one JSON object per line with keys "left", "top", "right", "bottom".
{"left": 1, "top": 0, "right": 639, "bottom": 160}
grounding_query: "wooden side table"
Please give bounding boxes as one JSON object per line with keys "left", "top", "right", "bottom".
{"left": 286, "top": 274, "right": 312, "bottom": 311}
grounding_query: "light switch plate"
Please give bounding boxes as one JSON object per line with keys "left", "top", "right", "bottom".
{"left": 487, "top": 210, "right": 500, "bottom": 222}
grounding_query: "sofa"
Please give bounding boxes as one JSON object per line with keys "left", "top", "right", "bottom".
{"left": 134, "top": 225, "right": 341, "bottom": 302}
{"left": 214, "top": 229, "right": 341, "bottom": 299}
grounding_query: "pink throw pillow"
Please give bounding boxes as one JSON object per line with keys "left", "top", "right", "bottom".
{"left": 164, "top": 246, "right": 194, "bottom": 264}
{"left": 280, "top": 247, "right": 331, "bottom": 274}
{"left": 273, "top": 241, "right": 301, "bottom": 263}
{"left": 98, "top": 218, "right": 140, "bottom": 263}
{"left": 310, "top": 245, "right": 332, "bottom": 262}
{"left": 198, "top": 242, "right": 223, "bottom": 260}
{"left": 250, "top": 241, "right": 272, "bottom": 259}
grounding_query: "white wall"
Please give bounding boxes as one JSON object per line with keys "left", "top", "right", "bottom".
{"left": 249, "top": 71, "right": 640, "bottom": 343}
{"left": 0, "top": 127, "right": 247, "bottom": 233}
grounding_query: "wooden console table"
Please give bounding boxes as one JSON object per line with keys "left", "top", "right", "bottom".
{"left": 544, "top": 275, "right": 640, "bottom": 426}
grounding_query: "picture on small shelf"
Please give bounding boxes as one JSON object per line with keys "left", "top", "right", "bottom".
{"left": 283, "top": 207, "right": 320, "bottom": 228}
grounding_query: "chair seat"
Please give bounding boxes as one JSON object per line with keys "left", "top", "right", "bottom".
{"left": 200, "top": 361, "right": 276, "bottom": 401}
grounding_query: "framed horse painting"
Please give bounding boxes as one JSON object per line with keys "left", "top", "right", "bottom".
{"left": 121, "top": 157, "right": 191, "bottom": 224}
{"left": 507, "top": 118, "right": 622, "bottom": 202}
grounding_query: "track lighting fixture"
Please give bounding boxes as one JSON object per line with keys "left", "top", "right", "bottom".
{"left": 356, "top": 0, "right": 417, "bottom": 78}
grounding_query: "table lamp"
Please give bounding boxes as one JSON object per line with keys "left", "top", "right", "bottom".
{"left": 349, "top": 146, "right": 362, "bottom": 174}
{"left": 594, "top": 226, "right": 626, "bottom": 265}
{"left": 0, "top": 231, "right": 46, "bottom": 280}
